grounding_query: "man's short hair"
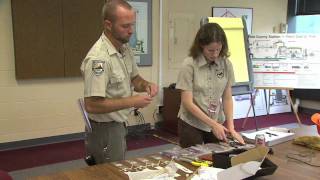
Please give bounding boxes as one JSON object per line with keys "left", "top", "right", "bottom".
{"left": 102, "top": 0, "right": 132, "bottom": 22}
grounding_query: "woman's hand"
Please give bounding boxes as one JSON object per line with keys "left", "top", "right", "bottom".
{"left": 211, "top": 122, "right": 229, "bottom": 142}
{"left": 229, "top": 129, "right": 245, "bottom": 144}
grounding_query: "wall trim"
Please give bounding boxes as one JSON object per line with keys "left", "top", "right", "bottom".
{"left": 0, "top": 123, "right": 152, "bottom": 151}
{"left": 0, "top": 132, "right": 85, "bottom": 151}
{"left": 299, "top": 106, "right": 319, "bottom": 115}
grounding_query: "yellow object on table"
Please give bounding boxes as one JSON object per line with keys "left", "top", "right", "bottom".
{"left": 191, "top": 160, "right": 213, "bottom": 167}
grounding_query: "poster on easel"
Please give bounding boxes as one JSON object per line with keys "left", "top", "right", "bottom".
{"left": 249, "top": 33, "right": 320, "bottom": 89}
{"left": 239, "top": 33, "right": 320, "bottom": 118}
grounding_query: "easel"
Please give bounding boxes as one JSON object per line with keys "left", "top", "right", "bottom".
{"left": 241, "top": 87, "right": 302, "bottom": 130}
{"left": 241, "top": 89, "right": 260, "bottom": 130}
{"left": 238, "top": 89, "right": 258, "bottom": 130}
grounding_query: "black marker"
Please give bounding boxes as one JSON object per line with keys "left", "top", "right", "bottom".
{"left": 266, "top": 132, "right": 278, "bottom": 136}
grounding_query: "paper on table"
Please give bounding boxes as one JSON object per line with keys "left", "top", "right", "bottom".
{"left": 191, "top": 162, "right": 261, "bottom": 180}
{"left": 241, "top": 129, "right": 295, "bottom": 146}
{"left": 126, "top": 168, "right": 179, "bottom": 180}
{"left": 191, "top": 166, "right": 224, "bottom": 180}
{"left": 125, "top": 161, "right": 193, "bottom": 180}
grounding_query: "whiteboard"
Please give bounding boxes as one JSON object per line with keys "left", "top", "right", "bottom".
{"left": 249, "top": 33, "right": 320, "bottom": 89}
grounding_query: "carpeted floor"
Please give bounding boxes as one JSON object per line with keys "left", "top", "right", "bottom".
{"left": 0, "top": 135, "right": 168, "bottom": 172}
{"left": 234, "top": 112, "right": 313, "bottom": 131}
{"left": 0, "top": 112, "right": 314, "bottom": 172}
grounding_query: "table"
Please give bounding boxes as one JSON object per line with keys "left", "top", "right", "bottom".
{"left": 259, "top": 125, "right": 320, "bottom": 180}
{"left": 28, "top": 155, "right": 197, "bottom": 180}
{"left": 28, "top": 126, "right": 320, "bottom": 180}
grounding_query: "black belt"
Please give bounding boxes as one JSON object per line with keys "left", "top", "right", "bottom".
{"left": 89, "top": 119, "right": 126, "bottom": 127}
{"left": 89, "top": 119, "right": 114, "bottom": 124}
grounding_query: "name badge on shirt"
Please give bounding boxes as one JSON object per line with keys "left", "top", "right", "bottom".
{"left": 92, "top": 60, "right": 105, "bottom": 76}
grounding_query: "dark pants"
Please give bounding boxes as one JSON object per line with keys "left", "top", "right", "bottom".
{"left": 85, "top": 120, "right": 127, "bottom": 164}
{"left": 178, "top": 119, "right": 219, "bottom": 148}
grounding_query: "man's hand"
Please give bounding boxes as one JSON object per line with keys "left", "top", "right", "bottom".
{"left": 132, "top": 94, "right": 153, "bottom": 108}
{"left": 146, "top": 82, "right": 158, "bottom": 98}
{"left": 131, "top": 75, "right": 158, "bottom": 97}
{"left": 211, "top": 122, "right": 229, "bottom": 142}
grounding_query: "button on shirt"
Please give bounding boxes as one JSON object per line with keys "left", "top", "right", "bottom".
{"left": 176, "top": 55, "right": 235, "bottom": 132}
{"left": 80, "top": 33, "right": 139, "bottom": 123}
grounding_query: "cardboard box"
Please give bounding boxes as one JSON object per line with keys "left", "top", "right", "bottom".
{"left": 210, "top": 146, "right": 277, "bottom": 180}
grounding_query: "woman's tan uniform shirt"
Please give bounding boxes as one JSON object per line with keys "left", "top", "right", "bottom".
{"left": 176, "top": 55, "right": 235, "bottom": 132}
{"left": 80, "top": 33, "right": 139, "bottom": 123}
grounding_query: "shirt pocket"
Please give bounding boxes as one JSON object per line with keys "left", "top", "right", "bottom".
{"left": 108, "top": 73, "right": 126, "bottom": 97}
{"left": 193, "top": 70, "right": 207, "bottom": 95}
{"left": 109, "top": 73, "right": 124, "bottom": 84}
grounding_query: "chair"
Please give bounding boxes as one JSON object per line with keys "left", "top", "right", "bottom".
{"left": 78, "top": 98, "right": 96, "bottom": 165}
{"left": 78, "top": 98, "right": 92, "bottom": 133}
{"left": 0, "top": 170, "right": 12, "bottom": 180}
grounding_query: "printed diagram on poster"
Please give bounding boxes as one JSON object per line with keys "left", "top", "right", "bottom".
{"left": 249, "top": 33, "right": 320, "bottom": 89}
{"left": 212, "top": 7, "right": 253, "bottom": 34}
{"left": 128, "top": 2, "right": 148, "bottom": 55}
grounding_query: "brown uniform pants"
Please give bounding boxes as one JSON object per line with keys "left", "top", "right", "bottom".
{"left": 178, "top": 119, "right": 219, "bottom": 148}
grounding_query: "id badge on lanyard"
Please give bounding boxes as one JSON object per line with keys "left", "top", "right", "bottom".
{"left": 208, "top": 100, "right": 218, "bottom": 118}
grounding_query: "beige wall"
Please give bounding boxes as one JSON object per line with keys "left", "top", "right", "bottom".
{"left": 0, "top": 0, "right": 296, "bottom": 143}
{"left": 0, "top": 0, "right": 160, "bottom": 143}
{"left": 0, "top": 0, "right": 85, "bottom": 143}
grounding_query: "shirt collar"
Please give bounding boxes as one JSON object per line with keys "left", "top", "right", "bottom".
{"left": 197, "top": 54, "right": 221, "bottom": 67}
{"left": 101, "top": 32, "right": 126, "bottom": 56}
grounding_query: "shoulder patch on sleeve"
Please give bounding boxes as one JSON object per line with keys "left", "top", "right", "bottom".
{"left": 92, "top": 60, "right": 105, "bottom": 76}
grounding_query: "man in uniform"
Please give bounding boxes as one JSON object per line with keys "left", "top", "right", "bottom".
{"left": 80, "top": 0, "right": 158, "bottom": 164}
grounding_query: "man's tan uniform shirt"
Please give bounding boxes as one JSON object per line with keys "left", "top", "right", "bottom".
{"left": 176, "top": 55, "right": 235, "bottom": 132}
{"left": 80, "top": 33, "right": 138, "bottom": 123}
